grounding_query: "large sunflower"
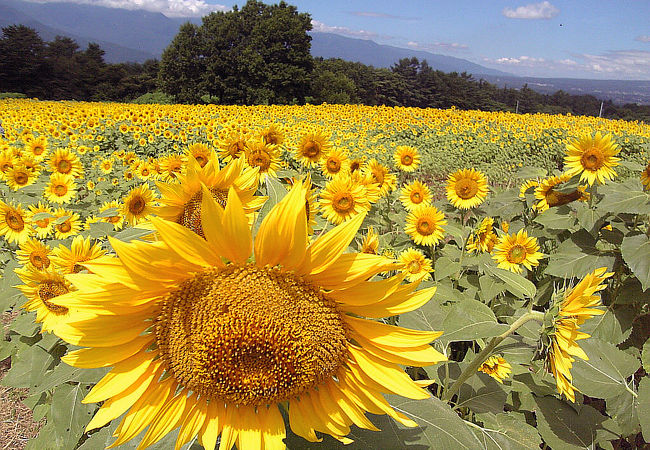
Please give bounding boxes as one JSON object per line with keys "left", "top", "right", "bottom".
{"left": 398, "top": 248, "right": 433, "bottom": 282}
{"left": 405, "top": 205, "right": 446, "bottom": 247}
{"left": 16, "top": 238, "right": 51, "bottom": 271}
{"left": 0, "top": 200, "right": 31, "bottom": 244}
{"left": 27, "top": 202, "right": 54, "bottom": 239}
{"left": 245, "top": 141, "right": 281, "bottom": 183}
{"left": 44, "top": 173, "right": 77, "bottom": 204}
{"left": 533, "top": 173, "right": 588, "bottom": 212}
{"left": 399, "top": 180, "right": 432, "bottom": 212}
{"left": 393, "top": 146, "right": 420, "bottom": 172}
{"left": 295, "top": 132, "right": 331, "bottom": 168}
{"left": 25, "top": 136, "right": 49, "bottom": 160}
{"left": 51, "top": 182, "right": 446, "bottom": 448}
{"left": 319, "top": 174, "right": 372, "bottom": 224}
{"left": 492, "top": 229, "right": 543, "bottom": 274}
{"left": 446, "top": 168, "right": 489, "bottom": 210}
{"left": 48, "top": 148, "right": 84, "bottom": 178}
{"left": 321, "top": 148, "right": 350, "bottom": 179}
{"left": 564, "top": 132, "right": 620, "bottom": 185}
{"left": 122, "top": 184, "right": 158, "bottom": 226}
{"left": 50, "top": 235, "right": 106, "bottom": 274}
{"left": 5, "top": 164, "right": 37, "bottom": 191}
{"left": 544, "top": 267, "right": 611, "bottom": 402}
{"left": 53, "top": 208, "right": 82, "bottom": 240}
{"left": 364, "top": 159, "right": 396, "bottom": 197}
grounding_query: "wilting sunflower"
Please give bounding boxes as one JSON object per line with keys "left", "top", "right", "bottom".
{"left": 245, "top": 141, "right": 281, "bottom": 182}
{"left": 543, "top": 267, "right": 611, "bottom": 402}
{"left": 466, "top": 217, "right": 498, "bottom": 254}
{"left": 319, "top": 173, "right": 372, "bottom": 224}
{"left": 492, "top": 229, "right": 543, "bottom": 274}
{"left": 478, "top": 355, "right": 512, "bottom": 383}
{"left": 5, "top": 164, "right": 37, "bottom": 191}
{"left": 16, "top": 266, "right": 75, "bottom": 334}
{"left": 398, "top": 248, "right": 433, "bottom": 282}
{"left": 99, "top": 200, "right": 125, "bottom": 231}
{"left": 187, "top": 143, "right": 213, "bottom": 168}
{"left": 48, "top": 148, "right": 84, "bottom": 178}
{"left": 641, "top": 160, "right": 650, "bottom": 189}
{"left": 50, "top": 235, "right": 106, "bottom": 274}
{"left": 156, "top": 157, "right": 264, "bottom": 236}
{"left": 44, "top": 173, "right": 77, "bottom": 204}
{"left": 405, "top": 205, "right": 446, "bottom": 247}
{"left": 564, "top": 132, "right": 620, "bottom": 186}
{"left": 52, "top": 208, "right": 82, "bottom": 240}
{"left": 321, "top": 148, "right": 350, "bottom": 179}
{"left": 25, "top": 136, "right": 49, "bottom": 160}
{"left": 0, "top": 200, "right": 31, "bottom": 244}
{"left": 533, "top": 173, "right": 588, "bottom": 212}
{"left": 364, "top": 159, "right": 396, "bottom": 197}
{"left": 16, "top": 238, "right": 51, "bottom": 271}
{"left": 122, "top": 184, "right": 158, "bottom": 226}
{"left": 51, "top": 182, "right": 446, "bottom": 448}
{"left": 393, "top": 146, "right": 420, "bottom": 172}
{"left": 27, "top": 202, "right": 54, "bottom": 239}
{"left": 446, "top": 168, "right": 489, "bottom": 210}
{"left": 295, "top": 132, "right": 331, "bottom": 168}
{"left": 360, "top": 226, "right": 379, "bottom": 254}
{"left": 400, "top": 180, "right": 432, "bottom": 212}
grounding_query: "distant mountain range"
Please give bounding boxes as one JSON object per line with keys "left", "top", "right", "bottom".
{"left": 2, "top": 0, "right": 650, "bottom": 104}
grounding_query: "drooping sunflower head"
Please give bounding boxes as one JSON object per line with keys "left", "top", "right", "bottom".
{"left": 16, "top": 238, "right": 51, "bottom": 271}
{"left": 121, "top": 184, "right": 157, "bottom": 226}
{"left": 393, "top": 146, "right": 420, "bottom": 172}
{"left": 405, "top": 205, "right": 447, "bottom": 247}
{"left": 398, "top": 248, "right": 433, "bottom": 282}
{"left": 318, "top": 173, "right": 372, "bottom": 225}
{"left": 349, "top": 156, "right": 366, "bottom": 173}
{"left": 564, "top": 132, "right": 621, "bottom": 186}
{"left": 48, "top": 148, "right": 83, "bottom": 178}
{"left": 477, "top": 355, "right": 512, "bottom": 383}
{"left": 533, "top": 173, "right": 588, "bottom": 212}
{"left": 50, "top": 235, "right": 106, "bottom": 274}
{"left": 641, "top": 160, "right": 650, "bottom": 189}
{"left": 44, "top": 172, "right": 77, "bottom": 204}
{"left": 295, "top": 131, "right": 331, "bottom": 168}
{"left": 400, "top": 180, "right": 432, "bottom": 211}
{"left": 364, "top": 159, "right": 397, "bottom": 197}
{"left": 52, "top": 182, "right": 446, "bottom": 447}
{"left": 466, "top": 217, "right": 498, "bottom": 254}
{"left": 492, "top": 229, "right": 543, "bottom": 274}
{"left": 446, "top": 168, "right": 489, "bottom": 209}
{"left": 321, "top": 148, "right": 350, "bottom": 179}
{"left": 5, "top": 164, "right": 37, "bottom": 191}
{"left": 0, "top": 200, "right": 31, "bottom": 244}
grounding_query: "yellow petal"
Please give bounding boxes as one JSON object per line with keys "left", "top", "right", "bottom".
{"left": 260, "top": 405, "right": 286, "bottom": 450}
{"left": 235, "top": 406, "right": 262, "bottom": 450}
{"left": 307, "top": 253, "right": 399, "bottom": 289}
{"left": 345, "top": 315, "right": 443, "bottom": 347}
{"left": 62, "top": 335, "right": 153, "bottom": 368}
{"left": 198, "top": 400, "right": 223, "bottom": 450}
{"left": 150, "top": 216, "right": 221, "bottom": 267}
{"left": 343, "top": 286, "right": 437, "bottom": 318}
{"left": 137, "top": 392, "right": 188, "bottom": 449}
{"left": 288, "top": 397, "right": 321, "bottom": 443}
{"left": 222, "top": 188, "right": 252, "bottom": 263}
{"left": 84, "top": 351, "right": 157, "bottom": 403}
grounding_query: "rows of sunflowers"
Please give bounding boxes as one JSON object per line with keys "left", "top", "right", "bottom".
{"left": 1, "top": 98, "right": 650, "bottom": 449}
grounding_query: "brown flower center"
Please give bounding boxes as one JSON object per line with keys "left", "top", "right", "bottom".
{"left": 30, "top": 252, "right": 50, "bottom": 270}
{"left": 332, "top": 192, "right": 355, "bottom": 213}
{"left": 302, "top": 141, "right": 321, "bottom": 158}
{"left": 57, "top": 220, "right": 72, "bottom": 234}
{"left": 507, "top": 244, "right": 527, "bottom": 264}
{"left": 248, "top": 151, "right": 271, "bottom": 172}
{"left": 37, "top": 281, "right": 69, "bottom": 314}
{"left": 455, "top": 178, "right": 479, "bottom": 199}
{"left": 410, "top": 191, "right": 423, "bottom": 204}
{"left": 57, "top": 159, "right": 72, "bottom": 174}
{"left": 327, "top": 158, "right": 341, "bottom": 173}
{"left": 5, "top": 211, "right": 24, "bottom": 231}
{"left": 54, "top": 184, "right": 68, "bottom": 196}
{"left": 580, "top": 148, "right": 604, "bottom": 171}
{"left": 128, "top": 196, "right": 146, "bottom": 215}
{"left": 401, "top": 155, "right": 413, "bottom": 166}
{"left": 14, "top": 171, "right": 29, "bottom": 185}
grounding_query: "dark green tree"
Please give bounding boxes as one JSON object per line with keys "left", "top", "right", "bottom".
{"left": 0, "top": 25, "right": 47, "bottom": 96}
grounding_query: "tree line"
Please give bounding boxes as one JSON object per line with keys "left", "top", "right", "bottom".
{"left": 1, "top": 0, "right": 649, "bottom": 122}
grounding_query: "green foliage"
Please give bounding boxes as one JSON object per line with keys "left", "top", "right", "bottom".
{"left": 0, "top": 92, "right": 27, "bottom": 99}
{"left": 131, "top": 91, "right": 175, "bottom": 105}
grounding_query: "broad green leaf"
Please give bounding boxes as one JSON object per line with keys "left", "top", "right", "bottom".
{"left": 544, "top": 229, "right": 615, "bottom": 279}
{"left": 621, "top": 234, "right": 650, "bottom": 291}
{"left": 25, "top": 423, "right": 58, "bottom": 450}
{"left": 469, "top": 412, "right": 541, "bottom": 450}
{"left": 478, "top": 275, "right": 506, "bottom": 302}
{"left": 455, "top": 372, "right": 507, "bottom": 414}
{"left": 494, "top": 335, "right": 537, "bottom": 364}
{"left": 441, "top": 222, "right": 467, "bottom": 246}
{"left": 638, "top": 377, "right": 650, "bottom": 443}
{"left": 572, "top": 338, "right": 640, "bottom": 399}
{"left": 398, "top": 296, "right": 447, "bottom": 334}
{"left": 88, "top": 221, "right": 115, "bottom": 238}
{"left": 1, "top": 343, "right": 51, "bottom": 389}
{"left": 643, "top": 338, "right": 650, "bottom": 372}
{"left": 575, "top": 202, "right": 607, "bottom": 234}
{"left": 9, "top": 311, "right": 40, "bottom": 336}
{"left": 597, "top": 178, "right": 650, "bottom": 215}
{"left": 434, "top": 256, "right": 461, "bottom": 281}
{"left": 111, "top": 226, "right": 154, "bottom": 242}
{"left": 50, "top": 383, "right": 96, "bottom": 450}
{"left": 441, "top": 300, "right": 509, "bottom": 342}
{"left": 483, "top": 265, "right": 536, "bottom": 299}
{"left": 580, "top": 306, "right": 635, "bottom": 345}
{"left": 533, "top": 206, "right": 575, "bottom": 230}
{"left": 253, "top": 175, "right": 285, "bottom": 234}
{"left": 606, "top": 389, "right": 639, "bottom": 437}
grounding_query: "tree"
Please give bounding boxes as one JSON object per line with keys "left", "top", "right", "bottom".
{"left": 0, "top": 25, "right": 47, "bottom": 96}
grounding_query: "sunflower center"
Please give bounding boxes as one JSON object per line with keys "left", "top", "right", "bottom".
{"left": 155, "top": 264, "right": 349, "bottom": 406}
{"left": 57, "top": 160, "right": 72, "bottom": 174}
{"left": 416, "top": 217, "right": 435, "bottom": 236}
{"left": 401, "top": 155, "right": 413, "bottom": 165}
{"left": 455, "top": 178, "right": 479, "bottom": 199}
{"left": 57, "top": 221, "right": 72, "bottom": 234}
{"left": 129, "top": 196, "right": 146, "bottom": 215}
{"left": 410, "top": 191, "right": 423, "bottom": 204}
{"left": 35, "top": 218, "right": 50, "bottom": 228}
{"left": 327, "top": 159, "right": 341, "bottom": 172}
{"left": 32, "top": 145, "right": 44, "bottom": 155}
{"left": 371, "top": 170, "right": 385, "bottom": 186}
{"left": 195, "top": 156, "right": 207, "bottom": 167}
{"left": 177, "top": 188, "right": 228, "bottom": 238}
{"left": 6, "top": 211, "right": 24, "bottom": 231}
{"left": 30, "top": 252, "right": 50, "bottom": 270}
{"left": 15, "top": 172, "right": 29, "bottom": 185}
{"left": 302, "top": 142, "right": 320, "bottom": 158}
{"left": 54, "top": 184, "right": 68, "bottom": 196}
{"left": 407, "top": 260, "right": 421, "bottom": 274}
{"left": 581, "top": 148, "right": 604, "bottom": 171}
{"left": 332, "top": 192, "right": 355, "bottom": 213}
{"left": 507, "top": 244, "right": 527, "bottom": 264}
{"left": 37, "top": 281, "right": 69, "bottom": 314}
{"left": 248, "top": 151, "right": 271, "bottom": 171}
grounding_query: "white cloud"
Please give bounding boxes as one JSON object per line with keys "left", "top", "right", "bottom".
{"left": 24, "top": 0, "right": 226, "bottom": 17}
{"left": 406, "top": 40, "right": 468, "bottom": 52}
{"left": 636, "top": 35, "right": 650, "bottom": 43}
{"left": 502, "top": 1, "right": 559, "bottom": 19}
{"left": 310, "top": 20, "right": 392, "bottom": 40}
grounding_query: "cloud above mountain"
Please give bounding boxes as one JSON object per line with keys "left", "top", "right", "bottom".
{"left": 23, "top": 0, "right": 226, "bottom": 17}
{"left": 502, "top": 1, "right": 559, "bottom": 19}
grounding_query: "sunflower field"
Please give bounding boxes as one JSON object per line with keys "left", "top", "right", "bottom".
{"left": 1, "top": 98, "right": 650, "bottom": 450}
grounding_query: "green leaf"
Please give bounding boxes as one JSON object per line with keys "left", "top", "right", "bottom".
{"left": 621, "top": 234, "right": 650, "bottom": 291}
{"left": 606, "top": 389, "right": 639, "bottom": 437}
{"left": 1, "top": 343, "right": 51, "bottom": 389}
{"left": 455, "top": 372, "right": 507, "bottom": 414}
{"left": 470, "top": 412, "right": 542, "bottom": 450}
{"left": 398, "top": 296, "right": 447, "bottom": 333}
{"left": 575, "top": 203, "right": 607, "bottom": 234}
{"left": 580, "top": 306, "right": 635, "bottom": 345}
{"left": 441, "top": 222, "right": 467, "bottom": 246}
{"left": 643, "top": 338, "right": 650, "bottom": 372}
{"left": 483, "top": 265, "right": 536, "bottom": 299}
{"left": 25, "top": 423, "right": 58, "bottom": 450}
{"left": 544, "top": 229, "right": 615, "bottom": 279}
{"left": 88, "top": 221, "right": 115, "bottom": 238}
{"left": 111, "top": 226, "right": 153, "bottom": 242}
{"left": 50, "top": 383, "right": 96, "bottom": 450}
{"left": 434, "top": 257, "right": 461, "bottom": 281}
{"left": 478, "top": 275, "right": 506, "bottom": 302}
{"left": 387, "top": 395, "right": 482, "bottom": 450}
{"left": 441, "top": 300, "right": 509, "bottom": 342}
{"left": 533, "top": 206, "right": 576, "bottom": 230}
{"left": 638, "top": 377, "right": 650, "bottom": 443}
{"left": 597, "top": 178, "right": 650, "bottom": 215}
{"left": 572, "top": 338, "right": 640, "bottom": 399}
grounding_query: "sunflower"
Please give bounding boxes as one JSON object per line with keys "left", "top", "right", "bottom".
{"left": 245, "top": 141, "right": 281, "bottom": 182}
{"left": 50, "top": 235, "right": 106, "bottom": 274}
{"left": 99, "top": 200, "right": 125, "bottom": 231}
{"left": 399, "top": 180, "right": 432, "bottom": 211}
{"left": 319, "top": 174, "right": 372, "bottom": 224}
{"left": 478, "top": 355, "right": 512, "bottom": 383}
{"left": 364, "top": 159, "right": 396, "bottom": 197}
{"left": 187, "top": 143, "right": 213, "bottom": 168}
{"left": 544, "top": 267, "right": 611, "bottom": 402}
{"left": 51, "top": 182, "right": 446, "bottom": 448}
{"left": 303, "top": 177, "right": 319, "bottom": 235}
{"left": 564, "top": 132, "right": 620, "bottom": 185}
{"left": 44, "top": 173, "right": 77, "bottom": 204}
{"left": 295, "top": 132, "right": 331, "bottom": 168}
{"left": 16, "top": 238, "right": 51, "bottom": 271}
{"left": 641, "top": 160, "right": 650, "bottom": 189}
{"left": 156, "top": 156, "right": 264, "bottom": 236}
{"left": 398, "top": 248, "right": 433, "bottom": 282}
{"left": 48, "top": 148, "right": 84, "bottom": 178}
{"left": 492, "top": 229, "right": 543, "bottom": 274}
{"left": 393, "top": 146, "right": 420, "bottom": 172}
{"left": 5, "top": 164, "right": 37, "bottom": 191}
{"left": 19, "top": 155, "right": 42, "bottom": 175}
{"left": 159, "top": 154, "right": 186, "bottom": 182}
{"left": 53, "top": 208, "right": 82, "bottom": 240}
{"left": 0, "top": 200, "right": 31, "bottom": 244}
{"left": 321, "top": 148, "right": 350, "bottom": 179}
{"left": 219, "top": 132, "right": 249, "bottom": 161}
{"left": 121, "top": 184, "right": 158, "bottom": 226}
{"left": 134, "top": 161, "right": 155, "bottom": 181}
{"left": 27, "top": 202, "right": 54, "bottom": 239}
{"left": 260, "top": 124, "right": 285, "bottom": 146}
{"left": 466, "top": 217, "right": 498, "bottom": 254}
{"left": 99, "top": 158, "right": 114, "bottom": 174}
{"left": 446, "top": 168, "right": 489, "bottom": 210}
{"left": 0, "top": 150, "right": 16, "bottom": 179}
{"left": 519, "top": 179, "right": 539, "bottom": 199}
{"left": 349, "top": 156, "right": 366, "bottom": 173}
{"left": 533, "top": 173, "right": 589, "bottom": 212}
{"left": 405, "top": 205, "right": 446, "bottom": 247}
{"left": 25, "top": 136, "right": 49, "bottom": 160}
{"left": 16, "top": 266, "right": 75, "bottom": 334}
{"left": 360, "top": 226, "right": 379, "bottom": 254}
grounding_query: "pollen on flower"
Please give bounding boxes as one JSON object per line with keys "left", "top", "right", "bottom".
{"left": 177, "top": 188, "right": 228, "bottom": 237}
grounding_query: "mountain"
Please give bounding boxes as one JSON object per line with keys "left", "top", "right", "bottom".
{"left": 309, "top": 32, "right": 512, "bottom": 77}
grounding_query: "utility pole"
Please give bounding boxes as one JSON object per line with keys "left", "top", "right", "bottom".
{"left": 598, "top": 101, "right": 604, "bottom": 118}
{"left": 515, "top": 100, "right": 519, "bottom": 114}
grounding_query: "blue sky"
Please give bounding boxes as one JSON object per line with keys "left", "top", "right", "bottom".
{"left": 31, "top": 0, "right": 650, "bottom": 79}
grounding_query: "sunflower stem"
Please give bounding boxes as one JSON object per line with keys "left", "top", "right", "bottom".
{"left": 442, "top": 311, "right": 544, "bottom": 402}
